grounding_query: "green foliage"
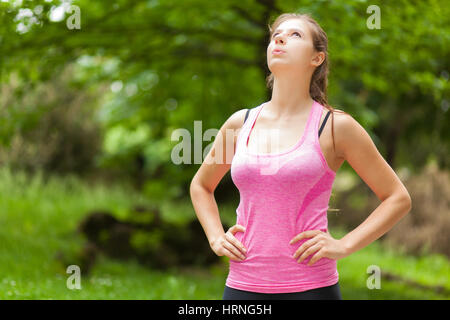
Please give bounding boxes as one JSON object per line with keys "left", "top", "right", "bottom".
{"left": 130, "top": 229, "right": 164, "bottom": 253}
{"left": 1, "top": 0, "right": 448, "bottom": 195}
{"left": 0, "top": 59, "right": 107, "bottom": 172}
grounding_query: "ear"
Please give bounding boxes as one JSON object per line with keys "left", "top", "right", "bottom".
{"left": 311, "top": 51, "right": 325, "bottom": 67}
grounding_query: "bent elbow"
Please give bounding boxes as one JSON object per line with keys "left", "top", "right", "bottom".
{"left": 402, "top": 192, "right": 412, "bottom": 214}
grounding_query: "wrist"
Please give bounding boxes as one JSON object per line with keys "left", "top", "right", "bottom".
{"left": 339, "top": 237, "right": 354, "bottom": 258}
{"left": 209, "top": 238, "right": 217, "bottom": 248}
{"left": 209, "top": 234, "right": 223, "bottom": 248}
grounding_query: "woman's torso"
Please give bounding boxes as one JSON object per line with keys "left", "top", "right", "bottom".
{"left": 226, "top": 99, "right": 340, "bottom": 294}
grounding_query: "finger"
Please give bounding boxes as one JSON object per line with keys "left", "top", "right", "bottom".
{"left": 230, "top": 224, "right": 246, "bottom": 235}
{"left": 290, "top": 230, "right": 322, "bottom": 245}
{"left": 222, "top": 246, "right": 243, "bottom": 262}
{"left": 297, "top": 243, "right": 321, "bottom": 264}
{"left": 225, "top": 232, "right": 247, "bottom": 255}
{"left": 293, "top": 237, "right": 319, "bottom": 259}
{"left": 290, "top": 229, "right": 322, "bottom": 244}
{"left": 223, "top": 239, "right": 246, "bottom": 260}
{"left": 307, "top": 249, "right": 325, "bottom": 266}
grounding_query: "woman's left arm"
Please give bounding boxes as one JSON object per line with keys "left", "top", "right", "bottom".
{"left": 291, "top": 112, "right": 412, "bottom": 265}
{"left": 336, "top": 113, "right": 412, "bottom": 256}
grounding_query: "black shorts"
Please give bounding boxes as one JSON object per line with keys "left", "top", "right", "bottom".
{"left": 222, "top": 281, "right": 342, "bottom": 300}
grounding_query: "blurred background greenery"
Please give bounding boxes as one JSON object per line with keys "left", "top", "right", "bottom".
{"left": 0, "top": 0, "right": 448, "bottom": 299}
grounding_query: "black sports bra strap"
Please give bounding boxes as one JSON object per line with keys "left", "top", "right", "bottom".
{"left": 244, "top": 108, "right": 250, "bottom": 124}
{"left": 318, "top": 110, "right": 331, "bottom": 138}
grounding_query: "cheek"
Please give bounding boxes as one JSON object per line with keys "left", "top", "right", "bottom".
{"left": 292, "top": 46, "right": 314, "bottom": 64}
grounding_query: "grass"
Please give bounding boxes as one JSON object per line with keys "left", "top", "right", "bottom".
{"left": 330, "top": 228, "right": 450, "bottom": 299}
{"left": 0, "top": 167, "right": 448, "bottom": 299}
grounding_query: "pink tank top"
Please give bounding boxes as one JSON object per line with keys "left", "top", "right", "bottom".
{"left": 226, "top": 99, "right": 339, "bottom": 293}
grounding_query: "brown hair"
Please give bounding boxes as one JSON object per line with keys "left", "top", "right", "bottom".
{"left": 266, "top": 13, "right": 348, "bottom": 152}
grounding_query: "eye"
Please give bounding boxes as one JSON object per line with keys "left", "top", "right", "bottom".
{"left": 272, "top": 31, "right": 301, "bottom": 39}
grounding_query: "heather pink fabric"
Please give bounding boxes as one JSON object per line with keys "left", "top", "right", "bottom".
{"left": 226, "top": 99, "right": 339, "bottom": 293}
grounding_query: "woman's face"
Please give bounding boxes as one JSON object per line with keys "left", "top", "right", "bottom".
{"left": 267, "top": 18, "right": 318, "bottom": 75}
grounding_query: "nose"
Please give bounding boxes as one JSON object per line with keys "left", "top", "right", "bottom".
{"left": 273, "top": 33, "right": 286, "bottom": 44}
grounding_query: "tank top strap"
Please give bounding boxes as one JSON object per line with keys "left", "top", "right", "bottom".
{"left": 303, "top": 100, "right": 324, "bottom": 144}
{"left": 236, "top": 103, "right": 265, "bottom": 151}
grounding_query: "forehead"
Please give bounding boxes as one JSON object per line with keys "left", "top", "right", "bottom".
{"left": 273, "top": 19, "right": 310, "bottom": 36}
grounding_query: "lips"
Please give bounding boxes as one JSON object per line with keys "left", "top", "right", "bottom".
{"left": 272, "top": 49, "right": 286, "bottom": 55}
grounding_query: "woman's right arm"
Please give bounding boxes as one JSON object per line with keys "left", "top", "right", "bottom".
{"left": 189, "top": 108, "right": 249, "bottom": 261}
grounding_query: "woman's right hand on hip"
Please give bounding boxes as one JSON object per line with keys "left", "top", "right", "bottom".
{"left": 210, "top": 225, "right": 247, "bottom": 261}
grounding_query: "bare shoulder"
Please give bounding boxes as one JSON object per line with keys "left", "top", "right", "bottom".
{"left": 330, "top": 108, "right": 375, "bottom": 160}
{"left": 214, "top": 107, "right": 249, "bottom": 148}
{"left": 222, "top": 108, "right": 249, "bottom": 131}
{"left": 330, "top": 108, "right": 358, "bottom": 130}
{"left": 327, "top": 107, "right": 411, "bottom": 203}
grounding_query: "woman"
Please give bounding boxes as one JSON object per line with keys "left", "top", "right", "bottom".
{"left": 189, "top": 13, "right": 412, "bottom": 300}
